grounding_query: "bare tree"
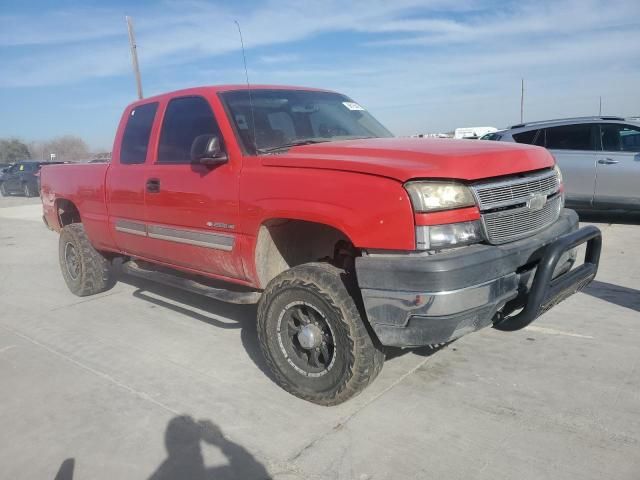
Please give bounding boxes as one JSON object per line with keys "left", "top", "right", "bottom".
{"left": 0, "top": 138, "right": 31, "bottom": 164}
{"left": 43, "top": 135, "right": 90, "bottom": 162}
{"left": 91, "top": 151, "right": 112, "bottom": 162}
{"left": 27, "top": 140, "right": 47, "bottom": 161}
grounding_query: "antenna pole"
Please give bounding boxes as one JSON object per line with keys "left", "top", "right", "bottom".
{"left": 126, "top": 16, "right": 144, "bottom": 100}
{"left": 234, "top": 20, "right": 257, "bottom": 154}
{"left": 599, "top": 96, "right": 602, "bottom": 116}
{"left": 520, "top": 78, "right": 524, "bottom": 124}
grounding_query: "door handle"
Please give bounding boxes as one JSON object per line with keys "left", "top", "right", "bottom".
{"left": 597, "top": 158, "right": 619, "bottom": 165}
{"left": 146, "top": 178, "right": 160, "bottom": 193}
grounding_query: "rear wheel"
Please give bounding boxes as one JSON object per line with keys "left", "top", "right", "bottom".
{"left": 257, "top": 263, "right": 384, "bottom": 405}
{"left": 0, "top": 183, "right": 7, "bottom": 196}
{"left": 59, "top": 223, "right": 116, "bottom": 296}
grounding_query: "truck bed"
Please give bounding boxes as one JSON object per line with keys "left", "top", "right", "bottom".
{"left": 41, "top": 163, "right": 115, "bottom": 251}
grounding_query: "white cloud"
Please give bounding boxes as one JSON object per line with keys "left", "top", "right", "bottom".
{"left": 362, "top": 0, "right": 640, "bottom": 46}
{"left": 1, "top": 0, "right": 638, "bottom": 144}
{"left": 258, "top": 53, "right": 301, "bottom": 64}
{"left": 0, "top": 0, "right": 440, "bottom": 87}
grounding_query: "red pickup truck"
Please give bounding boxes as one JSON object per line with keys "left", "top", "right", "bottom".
{"left": 41, "top": 85, "right": 602, "bottom": 405}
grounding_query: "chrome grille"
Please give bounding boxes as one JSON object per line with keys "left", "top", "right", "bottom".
{"left": 474, "top": 170, "right": 559, "bottom": 210}
{"left": 482, "top": 195, "right": 562, "bottom": 244}
{"left": 471, "top": 169, "right": 562, "bottom": 245}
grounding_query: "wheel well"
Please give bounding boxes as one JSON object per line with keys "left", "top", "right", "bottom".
{"left": 255, "top": 219, "right": 355, "bottom": 287}
{"left": 56, "top": 199, "right": 81, "bottom": 227}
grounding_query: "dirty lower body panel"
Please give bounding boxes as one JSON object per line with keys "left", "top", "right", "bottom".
{"left": 356, "top": 209, "right": 600, "bottom": 347}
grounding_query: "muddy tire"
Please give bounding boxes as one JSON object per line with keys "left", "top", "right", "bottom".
{"left": 59, "top": 223, "right": 116, "bottom": 296}
{"left": 257, "top": 263, "right": 384, "bottom": 405}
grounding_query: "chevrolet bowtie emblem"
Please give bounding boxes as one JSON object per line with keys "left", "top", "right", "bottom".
{"left": 526, "top": 193, "right": 547, "bottom": 211}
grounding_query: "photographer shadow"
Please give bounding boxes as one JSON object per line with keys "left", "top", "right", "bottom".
{"left": 148, "top": 416, "right": 269, "bottom": 480}
{"left": 51, "top": 417, "right": 269, "bottom": 480}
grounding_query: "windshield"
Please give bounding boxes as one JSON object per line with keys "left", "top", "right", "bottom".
{"left": 220, "top": 89, "right": 393, "bottom": 154}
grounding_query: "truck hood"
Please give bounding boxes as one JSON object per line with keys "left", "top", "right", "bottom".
{"left": 261, "top": 137, "right": 554, "bottom": 182}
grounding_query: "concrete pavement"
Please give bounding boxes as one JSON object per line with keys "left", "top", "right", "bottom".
{"left": 0, "top": 196, "right": 639, "bottom": 479}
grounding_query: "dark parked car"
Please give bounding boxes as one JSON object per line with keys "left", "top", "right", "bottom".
{"left": 0, "top": 164, "right": 14, "bottom": 182}
{"left": 0, "top": 161, "right": 64, "bottom": 197}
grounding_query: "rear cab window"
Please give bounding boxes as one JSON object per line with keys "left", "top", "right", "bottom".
{"left": 120, "top": 102, "right": 159, "bottom": 165}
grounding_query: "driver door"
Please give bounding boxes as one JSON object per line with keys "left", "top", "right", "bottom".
{"left": 143, "top": 95, "right": 244, "bottom": 280}
{"left": 545, "top": 124, "right": 598, "bottom": 207}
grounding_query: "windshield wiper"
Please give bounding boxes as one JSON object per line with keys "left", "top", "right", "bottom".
{"left": 256, "top": 139, "right": 330, "bottom": 155}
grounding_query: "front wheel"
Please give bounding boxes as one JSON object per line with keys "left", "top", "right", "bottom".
{"left": 257, "top": 263, "right": 384, "bottom": 405}
{"left": 23, "top": 183, "right": 36, "bottom": 197}
{"left": 59, "top": 223, "right": 116, "bottom": 296}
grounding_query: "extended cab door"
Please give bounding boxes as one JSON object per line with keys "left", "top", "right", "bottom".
{"left": 544, "top": 123, "right": 598, "bottom": 208}
{"left": 142, "top": 95, "right": 244, "bottom": 279}
{"left": 594, "top": 123, "right": 640, "bottom": 209}
{"left": 106, "top": 101, "right": 159, "bottom": 256}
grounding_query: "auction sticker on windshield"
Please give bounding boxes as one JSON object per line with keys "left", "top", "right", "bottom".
{"left": 343, "top": 102, "right": 365, "bottom": 111}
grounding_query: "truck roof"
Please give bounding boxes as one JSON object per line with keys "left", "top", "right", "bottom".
{"left": 128, "top": 84, "right": 336, "bottom": 107}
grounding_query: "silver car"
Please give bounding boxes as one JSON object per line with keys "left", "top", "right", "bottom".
{"left": 488, "top": 116, "right": 640, "bottom": 211}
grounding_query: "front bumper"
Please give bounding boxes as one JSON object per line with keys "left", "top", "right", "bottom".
{"left": 356, "top": 210, "right": 602, "bottom": 347}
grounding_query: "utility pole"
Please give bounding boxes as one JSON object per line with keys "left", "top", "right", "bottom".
{"left": 520, "top": 78, "right": 524, "bottom": 124}
{"left": 126, "top": 16, "right": 144, "bottom": 100}
{"left": 599, "top": 96, "right": 602, "bottom": 116}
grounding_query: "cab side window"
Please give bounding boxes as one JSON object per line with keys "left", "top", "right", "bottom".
{"left": 157, "top": 96, "right": 221, "bottom": 164}
{"left": 546, "top": 124, "right": 594, "bottom": 150}
{"left": 121, "top": 102, "right": 158, "bottom": 165}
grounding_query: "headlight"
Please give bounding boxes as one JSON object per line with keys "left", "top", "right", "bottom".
{"left": 405, "top": 181, "right": 476, "bottom": 212}
{"left": 554, "top": 164, "right": 563, "bottom": 184}
{"left": 554, "top": 164, "right": 565, "bottom": 207}
{"left": 416, "top": 221, "right": 483, "bottom": 250}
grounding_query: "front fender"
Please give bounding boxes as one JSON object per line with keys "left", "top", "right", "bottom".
{"left": 239, "top": 165, "right": 416, "bottom": 250}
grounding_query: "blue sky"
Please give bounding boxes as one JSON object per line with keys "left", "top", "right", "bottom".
{"left": 1, "top": 0, "right": 639, "bottom": 150}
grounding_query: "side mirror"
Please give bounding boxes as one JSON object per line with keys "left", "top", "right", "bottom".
{"left": 190, "top": 134, "right": 228, "bottom": 165}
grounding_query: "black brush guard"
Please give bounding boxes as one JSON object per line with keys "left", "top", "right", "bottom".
{"left": 494, "top": 225, "right": 602, "bottom": 332}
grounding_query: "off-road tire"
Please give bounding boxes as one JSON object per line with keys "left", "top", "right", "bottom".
{"left": 59, "top": 223, "right": 116, "bottom": 296}
{"left": 257, "top": 262, "right": 385, "bottom": 405}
